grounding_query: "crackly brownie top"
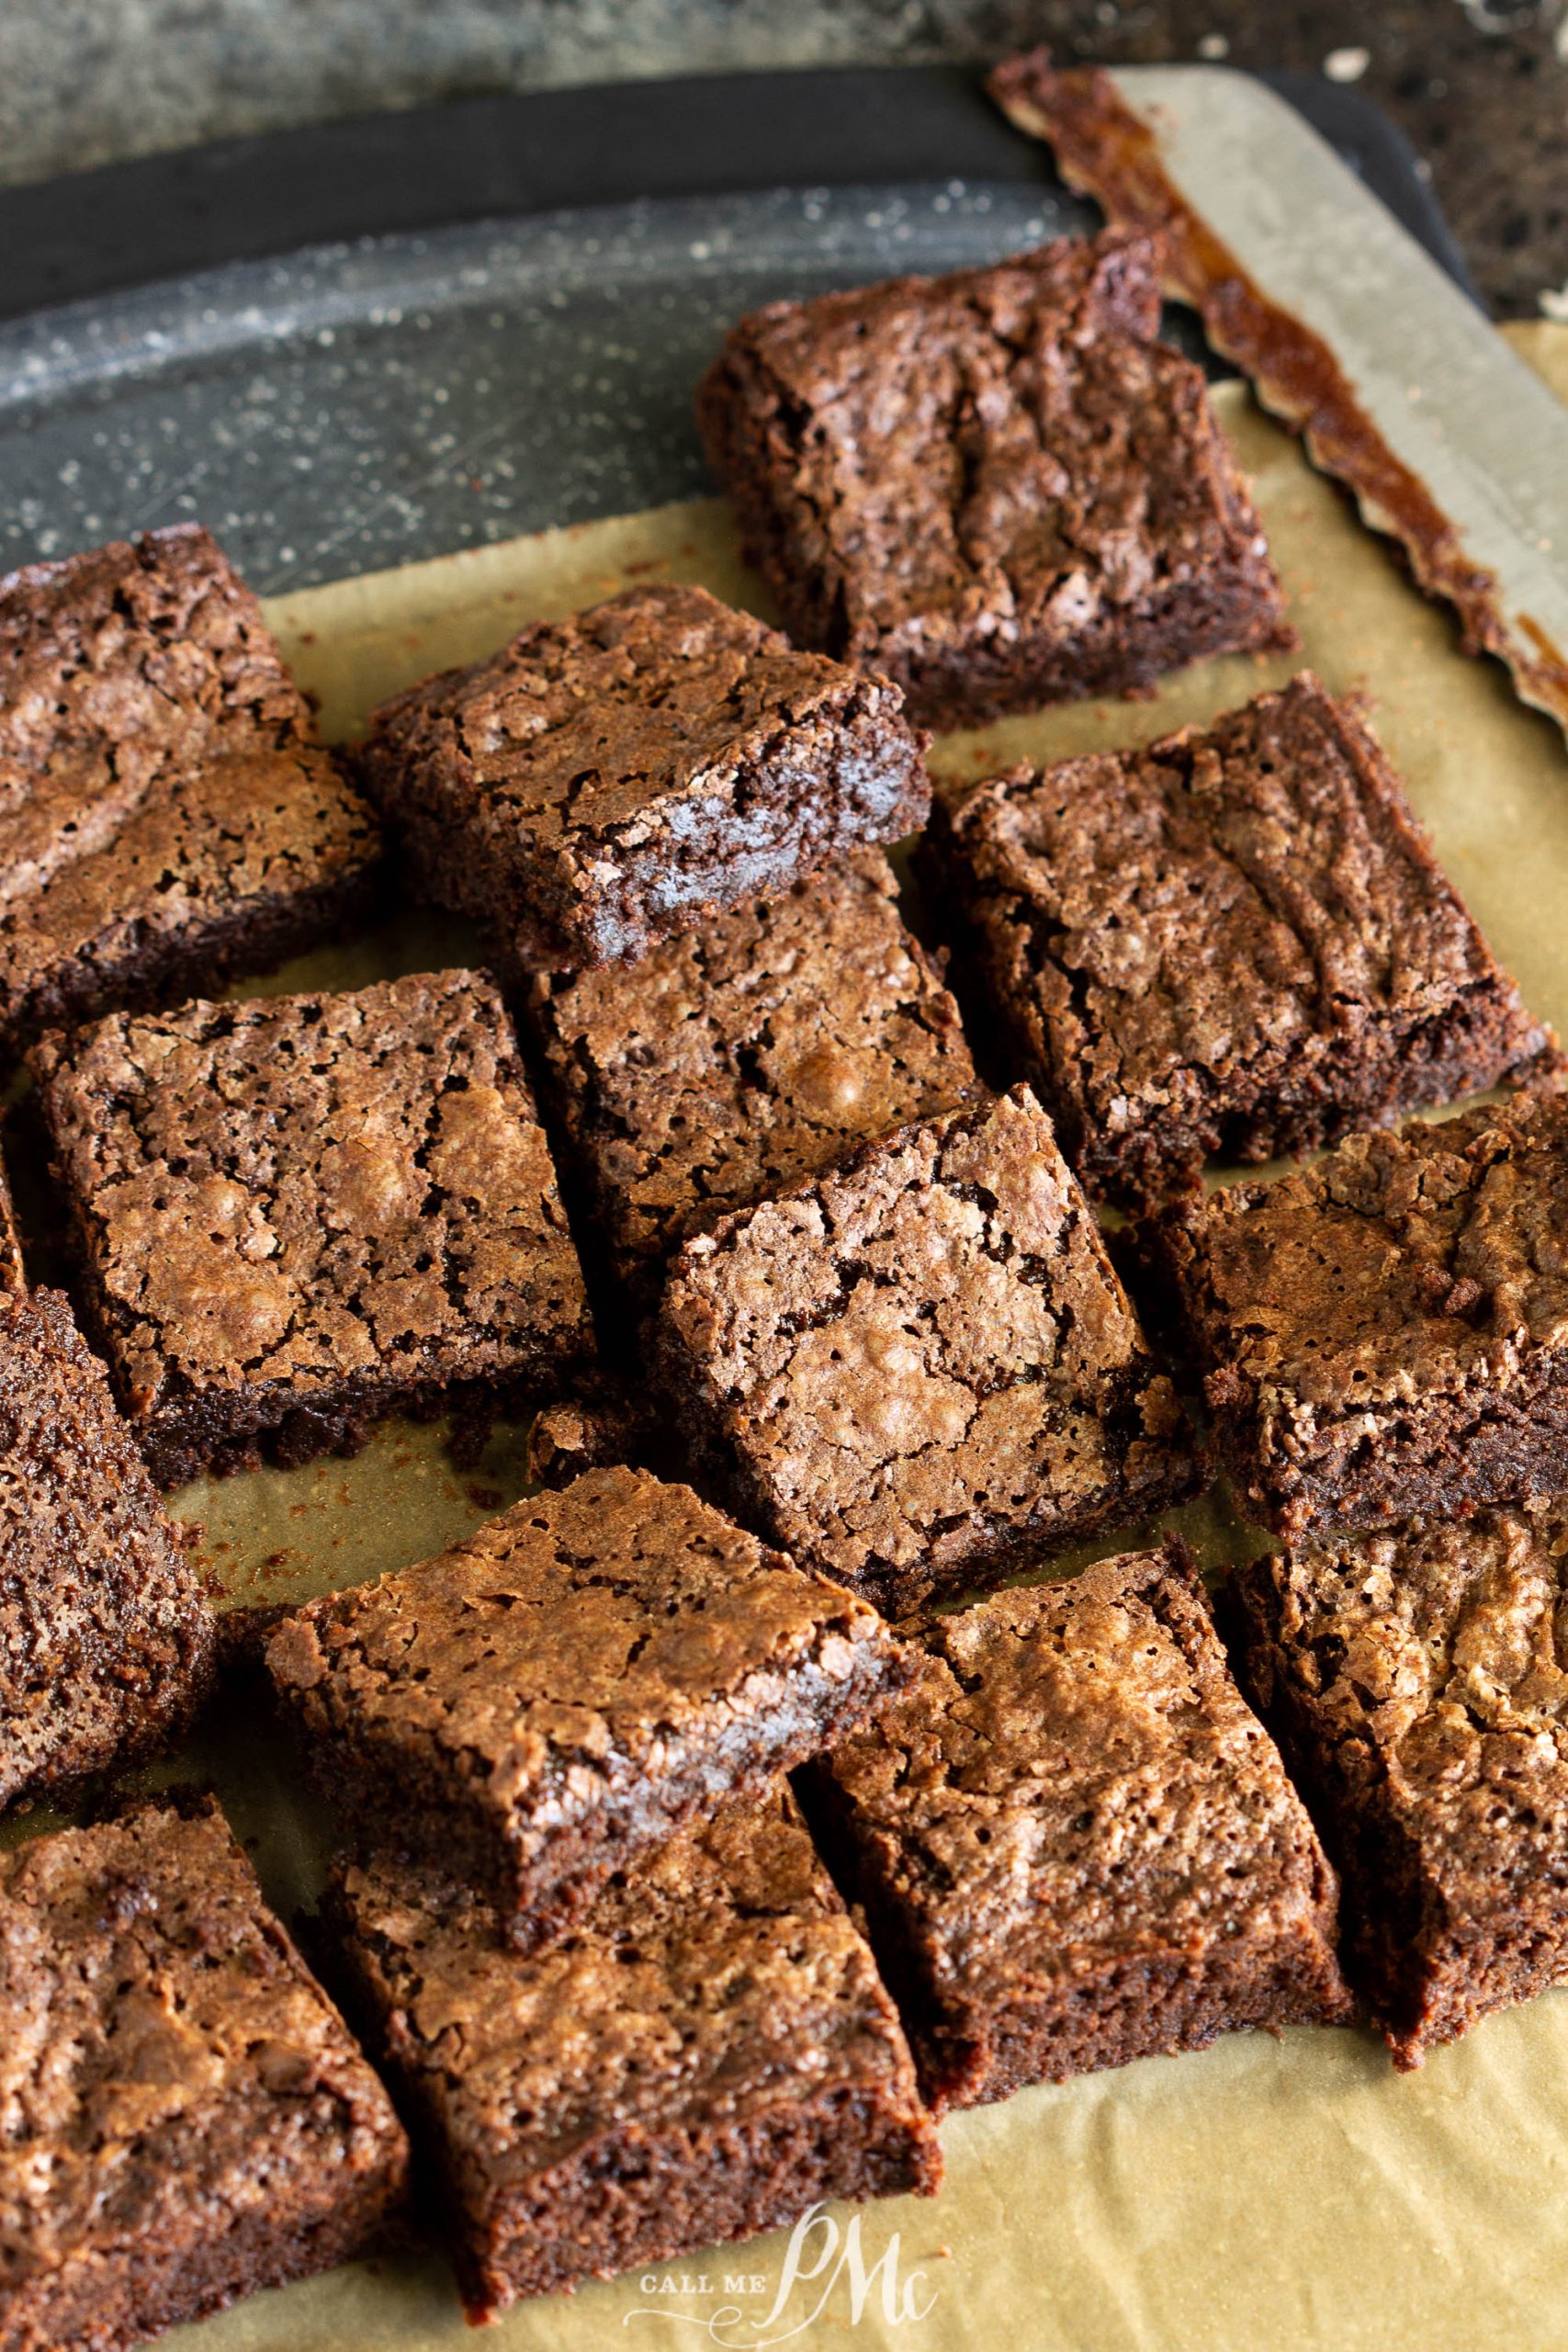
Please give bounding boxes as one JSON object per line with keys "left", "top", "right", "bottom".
{"left": 32, "top": 969, "right": 590, "bottom": 1414}
{"left": 0, "top": 526, "right": 378, "bottom": 1022}
{"left": 527, "top": 850, "right": 975, "bottom": 1284}
{"left": 362, "top": 582, "right": 908, "bottom": 847}
{"left": 333, "top": 1781, "right": 923, "bottom": 2177}
{"left": 659, "top": 1086, "right": 1186, "bottom": 1586}
{"left": 265, "top": 1464, "right": 890, "bottom": 1814}
{"left": 0, "top": 1795, "right": 403, "bottom": 2286}
{"left": 700, "top": 230, "right": 1275, "bottom": 660}
{"left": 941, "top": 674, "right": 1548, "bottom": 1140}
{"left": 0, "top": 1289, "right": 211, "bottom": 1808}
{"left": 1241, "top": 1508, "right": 1568, "bottom": 1914}
{"left": 826, "top": 1549, "right": 1335, "bottom": 1996}
{"left": 1163, "top": 1092, "right": 1568, "bottom": 1421}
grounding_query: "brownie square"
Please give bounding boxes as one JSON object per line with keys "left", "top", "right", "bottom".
{"left": 1153, "top": 1092, "right": 1568, "bottom": 1541}
{"left": 695, "top": 228, "right": 1291, "bottom": 729}
{"left": 0, "top": 1793, "right": 408, "bottom": 2352}
{"left": 32, "top": 968, "right": 594, "bottom": 1488}
{"left": 266, "top": 1463, "right": 908, "bottom": 1950}
{"left": 0, "top": 1287, "right": 213, "bottom": 1812}
{"left": 525, "top": 848, "right": 976, "bottom": 1307}
{"left": 809, "top": 1545, "right": 1351, "bottom": 2110}
{"left": 1230, "top": 1508, "right": 1568, "bottom": 2067}
{"left": 931, "top": 673, "right": 1555, "bottom": 1200}
{"left": 0, "top": 525, "right": 381, "bottom": 1057}
{"left": 356, "top": 582, "right": 930, "bottom": 970}
{"left": 656, "top": 1084, "right": 1195, "bottom": 1614}
{"left": 329, "top": 1781, "right": 940, "bottom": 2317}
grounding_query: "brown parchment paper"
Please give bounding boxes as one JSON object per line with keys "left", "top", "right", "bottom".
{"left": 22, "top": 338, "right": 1568, "bottom": 2352}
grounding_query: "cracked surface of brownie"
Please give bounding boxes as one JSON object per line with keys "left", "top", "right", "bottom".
{"left": 0, "top": 1286, "right": 214, "bottom": 1812}
{"left": 656, "top": 1084, "right": 1195, "bottom": 1613}
{"left": 695, "top": 228, "right": 1291, "bottom": 729}
{"left": 0, "top": 1793, "right": 409, "bottom": 2352}
{"left": 329, "top": 1781, "right": 940, "bottom": 2319}
{"left": 525, "top": 848, "right": 976, "bottom": 1306}
{"left": 1155, "top": 1092, "right": 1568, "bottom": 1541}
{"left": 32, "top": 968, "right": 593, "bottom": 1487}
{"left": 0, "top": 524, "right": 381, "bottom": 1055}
{"left": 808, "top": 1545, "right": 1350, "bottom": 2111}
{"left": 266, "top": 1463, "right": 907, "bottom": 1949}
{"left": 931, "top": 673, "right": 1555, "bottom": 1201}
{"left": 356, "top": 582, "right": 930, "bottom": 970}
{"left": 1232, "top": 1506, "right": 1568, "bottom": 2069}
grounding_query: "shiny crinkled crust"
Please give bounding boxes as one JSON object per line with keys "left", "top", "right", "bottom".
{"left": 930, "top": 673, "right": 1556, "bottom": 1202}
{"left": 0, "top": 1287, "right": 214, "bottom": 1812}
{"left": 0, "top": 1794, "right": 409, "bottom": 2352}
{"left": 1155, "top": 1091, "right": 1568, "bottom": 1539}
{"left": 0, "top": 524, "right": 381, "bottom": 1054}
{"left": 1232, "top": 1505, "right": 1568, "bottom": 2065}
{"left": 694, "top": 229, "right": 1292, "bottom": 728}
{"left": 356, "top": 581, "right": 930, "bottom": 969}
{"left": 30, "top": 967, "right": 594, "bottom": 1487}
{"left": 265, "top": 1463, "right": 908, "bottom": 1948}
{"left": 329, "top": 1781, "right": 940, "bottom": 2317}
{"left": 656, "top": 1084, "right": 1196, "bottom": 1612}
{"left": 811, "top": 1545, "right": 1350, "bottom": 2109}
{"left": 525, "top": 847, "right": 976, "bottom": 1304}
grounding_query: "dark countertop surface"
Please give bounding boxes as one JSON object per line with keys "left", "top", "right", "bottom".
{"left": 2, "top": 2, "right": 1564, "bottom": 319}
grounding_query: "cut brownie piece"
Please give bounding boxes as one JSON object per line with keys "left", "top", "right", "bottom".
{"left": 1153, "top": 1092, "right": 1568, "bottom": 1541}
{"left": 930, "top": 673, "right": 1555, "bottom": 1200}
{"left": 525, "top": 848, "right": 976, "bottom": 1306}
{"left": 656, "top": 1084, "right": 1195, "bottom": 1614}
{"left": 1232, "top": 1507, "right": 1568, "bottom": 2068}
{"left": 0, "top": 1144, "right": 22, "bottom": 1294}
{"left": 32, "top": 969, "right": 593, "bottom": 1488}
{"left": 808, "top": 1545, "right": 1351, "bottom": 2110}
{"left": 356, "top": 582, "right": 930, "bottom": 970}
{"left": 265, "top": 1464, "right": 908, "bottom": 1951}
{"left": 0, "top": 1288, "right": 213, "bottom": 1812}
{"left": 0, "top": 1793, "right": 408, "bottom": 2352}
{"left": 329, "top": 1781, "right": 940, "bottom": 2318}
{"left": 0, "top": 525, "right": 380, "bottom": 1057}
{"left": 695, "top": 228, "right": 1292, "bottom": 729}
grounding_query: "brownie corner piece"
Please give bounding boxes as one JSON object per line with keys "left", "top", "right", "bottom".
{"left": 0, "top": 1791, "right": 408, "bottom": 2351}
{"left": 0, "top": 1284, "right": 214, "bottom": 1812}
{"left": 811, "top": 1544, "right": 1351, "bottom": 2110}
{"left": 1152, "top": 1090, "right": 1568, "bottom": 1539}
{"left": 930, "top": 672, "right": 1555, "bottom": 1199}
{"left": 656, "top": 1082, "right": 1195, "bottom": 1612}
{"left": 1229, "top": 1505, "right": 1568, "bottom": 2067}
{"left": 694, "top": 228, "right": 1290, "bottom": 728}
{"left": 32, "top": 967, "right": 593, "bottom": 1487}
{"left": 265, "top": 1462, "right": 907, "bottom": 1948}
{"left": 356, "top": 581, "right": 930, "bottom": 969}
{"left": 0, "top": 524, "right": 381, "bottom": 1053}
{"left": 329, "top": 1781, "right": 939, "bottom": 2318}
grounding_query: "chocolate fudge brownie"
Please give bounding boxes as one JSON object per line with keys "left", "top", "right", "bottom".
{"left": 32, "top": 969, "right": 593, "bottom": 1488}
{"left": 0, "top": 525, "right": 380, "bottom": 1057}
{"left": 809, "top": 1546, "right": 1351, "bottom": 2110}
{"left": 1231, "top": 1507, "right": 1568, "bottom": 2067}
{"left": 266, "top": 1464, "right": 907, "bottom": 1951}
{"left": 1155, "top": 1092, "right": 1568, "bottom": 1541}
{"left": 356, "top": 582, "right": 930, "bottom": 970}
{"left": 656, "top": 1085, "right": 1195, "bottom": 1614}
{"left": 525, "top": 849, "right": 976, "bottom": 1306}
{"left": 930, "top": 674, "right": 1555, "bottom": 1200}
{"left": 0, "top": 1148, "right": 22, "bottom": 1295}
{"left": 0, "top": 1288, "right": 213, "bottom": 1812}
{"left": 0, "top": 1793, "right": 408, "bottom": 2352}
{"left": 329, "top": 1781, "right": 940, "bottom": 2317}
{"left": 695, "top": 229, "right": 1292, "bottom": 729}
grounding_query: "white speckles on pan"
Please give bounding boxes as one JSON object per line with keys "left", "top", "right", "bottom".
{"left": 0, "top": 180, "right": 1099, "bottom": 592}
